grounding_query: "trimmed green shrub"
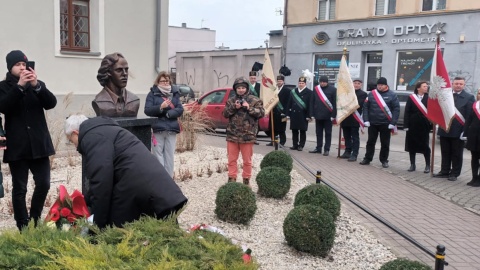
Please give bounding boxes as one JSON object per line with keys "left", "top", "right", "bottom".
{"left": 215, "top": 182, "right": 257, "bottom": 225}
{"left": 0, "top": 217, "right": 259, "bottom": 269}
{"left": 294, "top": 184, "right": 341, "bottom": 221}
{"left": 283, "top": 204, "right": 335, "bottom": 257}
{"left": 260, "top": 150, "right": 293, "bottom": 172}
{"left": 380, "top": 258, "right": 432, "bottom": 270}
{"left": 256, "top": 167, "right": 291, "bottom": 199}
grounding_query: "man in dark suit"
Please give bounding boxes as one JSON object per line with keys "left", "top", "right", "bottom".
{"left": 286, "top": 75, "right": 312, "bottom": 151}
{"left": 434, "top": 77, "right": 475, "bottom": 181}
{"left": 340, "top": 79, "right": 368, "bottom": 161}
{"left": 267, "top": 75, "right": 291, "bottom": 146}
{"left": 248, "top": 71, "right": 261, "bottom": 98}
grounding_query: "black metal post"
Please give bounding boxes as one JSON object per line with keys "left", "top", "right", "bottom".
{"left": 434, "top": 245, "right": 446, "bottom": 270}
{"left": 316, "top": 170, "right": 322, "bottom": 184}
{"left": 274, "top": 135, "right": 279, "bottom": 150}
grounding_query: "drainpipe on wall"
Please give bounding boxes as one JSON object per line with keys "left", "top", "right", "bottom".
{"left": 154, "top": 0, "right": 162, "bottom": 73}
{"left": 282, "top": 0, "right": 288, "bottom": 66}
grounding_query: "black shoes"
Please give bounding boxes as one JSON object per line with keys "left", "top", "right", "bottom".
{"left": 424, "top": 165, "right": 430, "bottom": 174}
{"left": 340, "top": 152, "right": 351, "bottom": 159}
{"left": 297, "top": 146, "right": 303, "bottom": 151}
{"left": 323, "top": 151, "right": 329, "bottom": 156}
{"left": 359, "top": 159, "right": 370, "bottom": 165}
{"left": 467, "top": 179, "right": 480, "bottom": 187}
{"left": 347, "top": 155, "right": 357, "bottom": 162}
{"left": 254, "top": 142, "right": 259, "bottom": 145}
{"left": 447, "top": 175, "right": 458, "bottom": 181}
{"left": 433, "top": 172, "right": 450, "bottom": 178}
{"left": 407, "top": 164, "right": 416, "bottom": 172}
{"left": 309, "top": 148, "right": 322, "bottom": 154}
{"left": 290, "top": 146, "right": 298, "bottom": 150}
{"left": 382, "top": 162, "right": 389, "bottom": 168}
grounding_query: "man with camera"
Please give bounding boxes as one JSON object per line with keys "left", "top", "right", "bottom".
{"left": 0, "top": 50, "right": 57, "bottom": 230}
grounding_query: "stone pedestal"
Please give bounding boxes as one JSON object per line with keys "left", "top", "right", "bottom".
{"left": 82, "top": 117, "right": 157, "bottom": 194}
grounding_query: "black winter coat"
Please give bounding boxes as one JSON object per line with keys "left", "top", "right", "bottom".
{"left": 309, "top": 84, "right": 337, "bottom": 120}
{"left": 404, "top": 94, "right": 431, "bottom": 153}
{"left": 144, "top": 85, "right": 184, "bottom": 133}
{"left": 0, "top": 73, "right": 56, "bottom": 162}
{"left": 287, "top": 88, "right": 312, "bottom": 131}
{"left": 363, "top": 89, "right": 400, "bottom": 125}
{"left": 77, "top": 117, "right": 188, "bottom": 229}
{"left": 438, "top": 90, "right": 475, "bottom": 138}
{"left": 341, "top": 89, "right": 368, "bottom": 127}
{"left": 269, "top": 85, "right": 291, "bottom": 132}
{"left": 465, "top": 101, "right": 480, "bottom": 152}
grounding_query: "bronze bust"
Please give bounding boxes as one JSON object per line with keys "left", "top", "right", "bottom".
{"left": 92, "top": 53, "right": 140, "bottom": 117}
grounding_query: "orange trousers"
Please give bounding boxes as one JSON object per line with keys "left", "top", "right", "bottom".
{"left": 227, "top": 141, "right": 254, "bottom": 179}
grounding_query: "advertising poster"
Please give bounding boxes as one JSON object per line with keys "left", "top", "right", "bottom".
{"left": 314, "top": 53, "right": 349, "bottom": 85}
{"left": 396, "top": 50, "right": 435, "bottom": 91}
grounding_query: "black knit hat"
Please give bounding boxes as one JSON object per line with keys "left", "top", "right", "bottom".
{"left": 6, "top": 50, "right": 28, "bottom": 72}
{"left": 377, "top": 77, "right": 388, "bottom": 85}
{"left": 319, "top": 76, "right": 329, "bottom": 83}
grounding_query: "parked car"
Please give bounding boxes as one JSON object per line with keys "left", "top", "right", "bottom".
{"left": 184, "top": 87, "right": 271, "bottom": 135}
{"left": 176, "top": 84, "right": 196, "bottom": 103}
{"left": 395, "top": 91, "right": 413, "bottom": 129}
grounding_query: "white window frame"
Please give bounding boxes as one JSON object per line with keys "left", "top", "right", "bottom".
{"left": 54, "top": 0, "right": 105, "bottom": 58}
{"left": 375, "top": 0, "right": 396, "bottom": 16}
{"left": 318, "top": 0, "right": 336, "bottom": 21}
{"left": 422, "top": 0, "right": 447, "bottom": 11}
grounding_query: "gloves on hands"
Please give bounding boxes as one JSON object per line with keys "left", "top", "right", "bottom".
{"left": 404, "top": 128, "right": 409, "bottom": 131}
{"left": 364, "top": 121, "right": 370, "bottom": 127}
{"left": 388, "top": 124, "right": 395, "bottom": 130}
{"left": 460, "top": 132, "right": 467, "bottom": 141}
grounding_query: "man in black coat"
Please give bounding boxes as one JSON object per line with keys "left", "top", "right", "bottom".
{"left": 340, "top": 79, "right": 368, "bottom": 161}
{"left": 64, "top": 115, "right": 188, "bottom": 229}
{"left": 0, "top": 50, "right": 57, "bottom": 230}
{"left": 309, "top": 76, "right": 337, "bottom": 156}
{"left": 286, "top": 76, "right": 312, "bottom": 151}
{"left": 248, "top": 71, "right": 261, "bottom": 98}
{"left": 434, "top": 77, "right": 475, "bottom": 181}
{"left": 266, "top": 75, "right": 290, "bottom": 146}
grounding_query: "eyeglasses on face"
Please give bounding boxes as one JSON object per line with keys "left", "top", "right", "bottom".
{"left": 159, "top": 80, "right": 170, "bottom": 83}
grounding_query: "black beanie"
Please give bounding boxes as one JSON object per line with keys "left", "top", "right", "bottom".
{"left": 377, "top": 77, "right": 388, "bottom": 85}
{"left": 6, "top": 50, "right": 28, "bottom": 72}
{"left": 319, "top": 76, "right": 329, "bottom": 83}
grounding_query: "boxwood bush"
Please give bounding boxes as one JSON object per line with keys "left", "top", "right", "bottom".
{"left": 380, "top": 258, "right": 432, "bottom": 270}
{"left": 260, "top": 150, "right": 293, "bottom": 172}
{"left": 294, "top": 184, "right": 341, "bottom": 221}
{"left": 215, "top": 182, "right": 257, "bottom": 225}
{"left": 283, "top": 204, "right": 336, "bottom": 257}
{"left": 256, "top": 167, "right": 291, "bottom": 199}
{"left": 0, "top": 217, "right": 259, "bottom": 269}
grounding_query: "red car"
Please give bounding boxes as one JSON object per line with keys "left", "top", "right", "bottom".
{"left": 184, "top": 87, "right": 271, "bottom": 135}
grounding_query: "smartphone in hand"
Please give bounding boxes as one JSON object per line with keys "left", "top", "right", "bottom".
{"left": 0, "top": 140, "right": 6, "bottom": 147}
{"left": 26, "top": 61, "right": 35, "bottom": 70}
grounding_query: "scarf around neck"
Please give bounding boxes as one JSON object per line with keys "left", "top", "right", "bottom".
{"left": 157, "top": 84, "right": 172, "bottom": 97}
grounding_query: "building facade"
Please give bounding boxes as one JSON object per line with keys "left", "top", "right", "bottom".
{"left": 284, "top": 0, "right": 480, "bottom": 93}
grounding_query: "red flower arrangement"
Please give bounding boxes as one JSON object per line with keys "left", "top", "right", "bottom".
{"left": 45, "top": 185, "right": 90, "bottom": 228}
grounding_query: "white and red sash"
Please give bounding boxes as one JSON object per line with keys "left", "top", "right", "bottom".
{"left": 473, "top": 101, "right": 480, "bottom": 120}
{"left": 409, "top": 94, "right": 428, "bottom": 119}
{"left": 454, "top": 108, "right": 465, "bottom": 125}
{"left": 353, "top": 111, "right": 365, "bottom": 133}
{"left": 372, "top": 90, "right": 397, "bottom": 134}
{"left": 314, "top": 85, "right": 333, "bottom": 112}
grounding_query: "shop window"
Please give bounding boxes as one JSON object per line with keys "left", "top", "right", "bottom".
{"left": 313, "top": 53, "right": 348, "bottom": 85}
{"left": 422, "top": 0, "right": 446, "bottom": 11}
{"left": 60, "top": 0, "right": 90, "bottom": 52}
{"left": 318, "top": 0, "right": 336, "bottom": 21}
{"left": 395, "top": 50, "right": 435, "bottom": 91}
{"left": 375, "top": 0, "right": 396, "bottom": 15}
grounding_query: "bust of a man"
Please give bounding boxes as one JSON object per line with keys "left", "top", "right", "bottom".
{"left": 92, "top": 52, "right": 140, "bottom": 117}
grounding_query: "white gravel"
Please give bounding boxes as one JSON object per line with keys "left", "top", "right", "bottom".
{"left": 0, "top": 145, "right": 396, "bottom": 269}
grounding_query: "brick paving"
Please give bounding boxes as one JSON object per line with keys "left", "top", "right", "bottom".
{"left": 202, "top": 129, "right": 480, "bottom": 270}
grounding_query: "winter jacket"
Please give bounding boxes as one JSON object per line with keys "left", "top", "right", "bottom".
{"left": 438, "top": 90, "right": 475, "bottom": 138}
{"left": 222, "top": 89, "right": 265, "bottom": 143}
{"left": 309, "top": 84, "right": 337, "bottom": 120}
{"left": 144, "top": 85, "right": 184, "bottom": 133}
{"left": 363, "top": 88, "right": 400, "bottom": 125}
{"left": 0, "top": 72, "right": 56, "bottom": 162}
{"left": 77, "top": 116, "right": 188, "bottom": 229}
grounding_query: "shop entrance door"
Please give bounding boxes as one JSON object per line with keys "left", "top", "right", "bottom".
{"left": 364, "top": 52, "right": 383, "bottom": 91}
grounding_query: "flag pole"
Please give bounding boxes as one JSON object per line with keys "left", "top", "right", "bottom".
{"left": 270, "top": 110, "right": 275, "bottom": 144}
{"left": 337, "top": 47, "right": 348, "bottom": 158}
{"left": 430, "top": 30, "right": 442, "bottom": 176}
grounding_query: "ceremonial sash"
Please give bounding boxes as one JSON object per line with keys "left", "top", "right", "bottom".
{"left": 161, "top": 97, "right": 175, "bottom": 109}
{"left": 314, "top": 85, "right": 333, "bottom": 112}
{"left": 474, "top": 101, "right": 480, "bottom": 120}
{"left": 291, "top": 89, "right": 307, "bottom": 110}
{"left": 409, "top": 94, "right": 428, "bottom": 119}
{"left": 372, "top": 90, "right": 397, "bottom": 134}
{"left": 353, "top": 111, "right": 365, "bottom": 133}
{"left": 249, "top": 83, "right": 258, "bottom": 96}
{"left": 454, "top": 108, "right": 465, "bottom": 125}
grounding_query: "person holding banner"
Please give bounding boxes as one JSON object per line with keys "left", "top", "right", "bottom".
{"left": 359, "top": 77, "right": 400, "bottom": 168}
{"left": 309, "top": 76, "right": 337, "bottom": 156}
{"left": 404, "top": 81, "right": 432, "bottom": 173}
{"left": 266, "top": 75, "right": 290, "bottom": 146}
{"left": 287, "top": 75, "right": 312, "bottom": 151}
{"left": 434, "top": 77, "right": 475, "bottom": 181}
{"left": 340, "top": 79, "right": 368, "bottom": 162}
{"left": 464, "top": 88, "right": 480, "bottom": 187}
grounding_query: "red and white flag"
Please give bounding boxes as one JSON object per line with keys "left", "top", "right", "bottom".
{"left": 427, "top": 41, "right": 455, "bottom": 132}
{"left": 260, "top": 49, "right": 279, "bottom": 115}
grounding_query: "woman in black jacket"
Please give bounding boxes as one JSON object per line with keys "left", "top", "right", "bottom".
{"left": 464, "top": 88, "right": 480, "bottom": 187}
{"left": 0, "top": 50, "right": 57, "bottom": 230}
{"left": 404, "top": 81, "right": 431, "bottom": 173}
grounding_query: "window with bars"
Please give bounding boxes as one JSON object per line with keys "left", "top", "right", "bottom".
{"left": 60, "top": 0, "right": 90, "bottom": 51}
{"left": 375, "top": 0, "right": 396, "bottom": 15}
{"left": 422, "top": 0, "right": 446, "bottom": 11}
{"left": 318, "top": 0, "right": 336, "bottom": 20}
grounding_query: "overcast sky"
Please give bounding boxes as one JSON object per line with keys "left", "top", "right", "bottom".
{"left": 169, "top": 0, "right": 284, "bottom": 49}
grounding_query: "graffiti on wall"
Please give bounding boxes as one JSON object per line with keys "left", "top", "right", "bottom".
{"left": 213, "top": 70, "right": 232, "bottom": 88}
{"left": 448, "top": 70, "right": 475, "bottom": 93}
{"left": 185, "top": 69, "right": 196, "bottom": 86}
